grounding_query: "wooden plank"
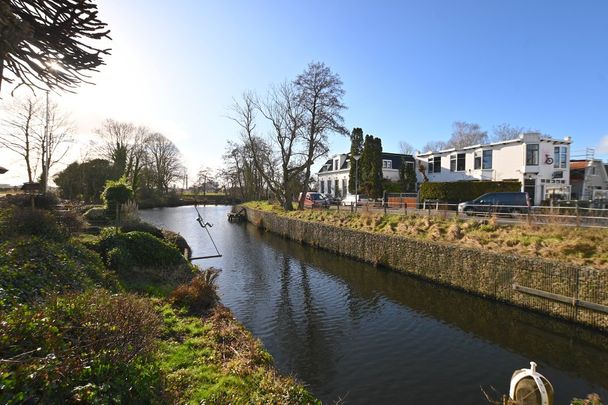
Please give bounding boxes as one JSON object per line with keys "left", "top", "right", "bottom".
{"left": 513, "top": 284, "right": 608, "bottom": 314}
{"left": 190, "top": 255, "right": 223, "bottom": 261}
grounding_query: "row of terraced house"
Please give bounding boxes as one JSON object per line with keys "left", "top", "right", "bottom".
{"left": 317, "top": 132, "right": 608, "bottom": 206}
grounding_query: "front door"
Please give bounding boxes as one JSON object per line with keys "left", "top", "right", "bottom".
{"left": 524, "top": 179, "right": 536, "bottom": 206}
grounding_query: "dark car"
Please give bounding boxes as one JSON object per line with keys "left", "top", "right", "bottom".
{"left": 458, "top": 192, "right": 530, "bottom": 216}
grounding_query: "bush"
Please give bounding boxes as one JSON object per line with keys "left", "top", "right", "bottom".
{"left": 0, "top": 207, "right": 67, "bottom": 241}
{"left": 98, "top": 231, "right": 189, "bottom": 271}
{"left": 0, "top": 237, "right": 117, "bottom": 310}
{"left": 419, "top": 180, "right": 522, "bottom": 204}
{"left": 162, "top": 229, "right": 192, "bottom": 259}
{"left": 170, "top": 269, "right": 220, "bottom": 312}
{"left": 101, "top": 178, "right": 134, "bottom": 220}
{"left": 4, "top": 192, "right": 59, "bottom": 209}
{"left": 120, "top": 219, "right": 164, "bottom": 239}
{"left": 56, "top": 209, "right": 84, "bottom": 233}
{"left": 83, "top": 206, "right": 111, "bottom": 225}
{"left": 0, "top": 290, "right": 164, "bottom": 404}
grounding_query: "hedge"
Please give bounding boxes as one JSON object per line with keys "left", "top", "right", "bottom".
{"left": 419, "top": 181, "right": 522, "bottom": 203}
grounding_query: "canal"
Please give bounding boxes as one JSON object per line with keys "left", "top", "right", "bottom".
{"left": 141, "top": 205, "right": 608, "bottom": 404}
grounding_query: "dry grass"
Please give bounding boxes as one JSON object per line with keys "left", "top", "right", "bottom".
{"left": 248, "top": 203, "right": 608, "bottom": 270}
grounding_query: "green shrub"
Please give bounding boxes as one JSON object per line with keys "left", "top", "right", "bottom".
{"left": 83, "top": 206, "right": 111, "bottom": 225}
{"left": 0, "top": 237, "right": 117, "bottom": 310}
{"left": 0, "top": 290, "right": 165, "bottom": 404}
{"left": 120, "top": 219, "right": 164, "bottom": 239}
{"left": 4, "top": 193, "right": 59, "bottom": 209}
{"left": 419, "top": 180, "right": 522, "bottom": 203}
{"left": 162, "top": 229, "right": 192, "bottom": 259}
{"left": 56, "top": 209, "right": 84, "bottom": 233}
{"left": 98, "top": 231, "right": 188, "bottom": 271}
{"left": 101, "top": 178, "right": 133, "bottom": 220}
{"left": 0, "top": 207, "right": 68, "bottom": 241}
{"left": 170, "top": 269, "right": 220, "bottom": 313}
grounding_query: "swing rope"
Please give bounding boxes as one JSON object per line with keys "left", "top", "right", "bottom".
{"left": 190, "top": 203, "right": 222, "bottom": 260}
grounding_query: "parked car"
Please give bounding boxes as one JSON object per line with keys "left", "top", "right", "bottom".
{"left": 341, "top": 194, "right": 370, "bottom": 206}
{"left": 299, "top": 192, "right": 330, "bottom": 208}
{"left": 458, "top": 192, "right": 530, "bottom": 215}
{"left": 322, "top": 193, "right": 342, "bottom": 205}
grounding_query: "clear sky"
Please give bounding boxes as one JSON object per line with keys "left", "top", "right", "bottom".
{"left": 1, "top": 0, "right": 608, "bottom": 185}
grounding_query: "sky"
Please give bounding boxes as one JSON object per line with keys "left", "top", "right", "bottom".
{"left": 1, "top": 0, "right": 608, "bottom": 186}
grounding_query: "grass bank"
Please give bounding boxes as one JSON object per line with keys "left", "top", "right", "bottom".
{"left": 245, "top": 201, "right": 608, "bottom": 270}
{"left": 0, "top": 204, "right": 316, "bottom": 403}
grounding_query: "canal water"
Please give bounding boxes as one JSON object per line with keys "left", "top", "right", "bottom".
{"left": 141, "top": 205, "right": 608, "bottom": 404}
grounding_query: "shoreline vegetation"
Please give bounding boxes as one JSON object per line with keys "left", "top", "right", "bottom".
{"left": 0, "top": 199, "right": 317, "bottom": 403}
{"left": 244, "top": 201, "right": 608, "bottom": 271}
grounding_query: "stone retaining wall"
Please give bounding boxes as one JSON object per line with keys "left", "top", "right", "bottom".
{"left": 244, "top": 206, "right": 608, "bottom": 331}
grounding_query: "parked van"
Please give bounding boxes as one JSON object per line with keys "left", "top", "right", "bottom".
{"left": 458, "top": 192, "right": 530, "bottom": 215}
{"left": 299, "top": 192, "right": 330, "bottom": 208}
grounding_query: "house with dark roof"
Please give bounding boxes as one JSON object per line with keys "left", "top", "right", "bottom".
{"left": 570, "top": 159, "right": 608, "bottom": 200}
{"left": 317, "top": 152, "right": 415, "bottom": 197}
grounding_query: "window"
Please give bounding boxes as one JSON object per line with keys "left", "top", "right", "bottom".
{"left": 553, "top": 146, "right": 567, "bottom": 168}
{"left": 474, "top": 151, "right": 481, "bottom": 170}
{"left": 342, "top": 179, "right": 347, "bottom": 194}
{"left": 334, "top": 159, "right": 339, "bottom": 171}
{"left": 334, "top": 179, "right": 339, "bottom": 195}
{"left": 451, "top": 153, "right": 465, "bottom": 171}
{"left": 482, "top": 150, "right": 492, "bottom": 169}
{"left": 428, "top": 156, "right": 441, "bottom": 173}
{"left": 406, "top": 161, "right": 414, "bottom": 171}
{"left": 526, "top": 144, "right": 539, "bottom": 165}
{"left": 320, "top": 181, "right": 325, "bottom": 193}
{"left": 326, "top": 180, "right": 331, "bottom": 194}
{"left": 457, "top": 153, "right": 465, "bottom": 171}
{"left": 383, "top": 159, "right": 392, "bottom": 169}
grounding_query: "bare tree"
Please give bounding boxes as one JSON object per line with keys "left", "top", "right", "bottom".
{"left": 421, "top": 140, "right": 447, "bottom": 153}
{"left": 492, "top": 123, "right": 526, "bottom": 142}
{"left": 146, "top": 132, "right": 181, "bottom": 194}
{"left": 294, "top": 62, "right": 348, "bottom": 209}
{"left": 399, "top": 141, "right": 415, "bottom": 155}
{"left": 230, "top": 87, "right": 303, "bottom": 210}
{"left": 0, "top": 0, "right": 111, "bottom": 93}
{"left": 447, "top": 121, "right": 488, "bottom": 149}
{"left": 37, "top": 98, "right": 74, "bottom": 191}
{"left": 95, "top": 119, "right": 150, "bottom": 191}
{"left": 96, "top": 119, "right": 135, "bottom": 175}
{"left": 0, "top": 96, "right": 41, "bottom": 182}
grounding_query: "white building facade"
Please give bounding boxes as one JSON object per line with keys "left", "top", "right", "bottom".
{"left": 317, "top": 152, "right": 415, "bottom": 197}
{"left": 415, "top": 133, "right": 572, "bottom": 205}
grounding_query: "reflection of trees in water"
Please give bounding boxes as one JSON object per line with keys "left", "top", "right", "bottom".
{"left": 256, "top": 227, "right": 608, "bottom": 388}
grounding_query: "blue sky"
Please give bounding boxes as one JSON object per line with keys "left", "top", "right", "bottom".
{"left": 2, "top": 0, "right": 608, "bottom": 184}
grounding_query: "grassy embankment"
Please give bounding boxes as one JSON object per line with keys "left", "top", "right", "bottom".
{"left": 0, "top": 201, "right": 317, "bottom": 404}
{"left": 245, "top": 201, "right": 608, "bottom": 270}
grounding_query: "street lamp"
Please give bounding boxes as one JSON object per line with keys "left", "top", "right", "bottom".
{"left": 353, "top": 154, "right": 361, "bottom": 212}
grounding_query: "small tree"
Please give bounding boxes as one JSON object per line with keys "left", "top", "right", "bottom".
{"left": 399, "top": 158, "right": 417, "bottom": 192}
{"left": 101, "top": 177, "right": 133, "bottom": 225}
{"left": 348, "top": 127, "right": 363, "bottom": 194}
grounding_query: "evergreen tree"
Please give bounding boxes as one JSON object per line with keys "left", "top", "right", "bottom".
{"left": 404, "top": 160, "right": 417, "bottom": 192}
{"left": 348, "top": 128, "right": 363, "bottom": 194}
{"left": 360, "top": 134, "right": 383, "bottom": 198}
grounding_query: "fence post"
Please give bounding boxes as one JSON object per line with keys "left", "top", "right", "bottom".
{"left": 576, "top": 205, "right": 580, "bottom": 228}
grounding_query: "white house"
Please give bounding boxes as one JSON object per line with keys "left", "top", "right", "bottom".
{"left": 570, "top": 159, "right": 608, "bottom": 200}
{"left": 317, "top": 152, "right": 415, "bottom": 197}
{"left": 415, "top": 133, "right": 572, "bottom": 205}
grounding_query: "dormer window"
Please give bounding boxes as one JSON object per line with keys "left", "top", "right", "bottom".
{"left": 334, "top": 159, "right": 340, "bottom": 171}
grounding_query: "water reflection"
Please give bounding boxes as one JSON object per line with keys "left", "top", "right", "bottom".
{"left": 141, "top": 206, "right": 608, "bottom": 404}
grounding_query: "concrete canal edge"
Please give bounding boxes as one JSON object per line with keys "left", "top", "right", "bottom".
{"left": 242, "top": 206, "right": 608, "bottom": 331}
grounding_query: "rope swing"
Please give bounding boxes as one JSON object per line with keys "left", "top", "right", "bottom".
{"left": 189, "top": 203, "right": 222, "bottom": 261}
